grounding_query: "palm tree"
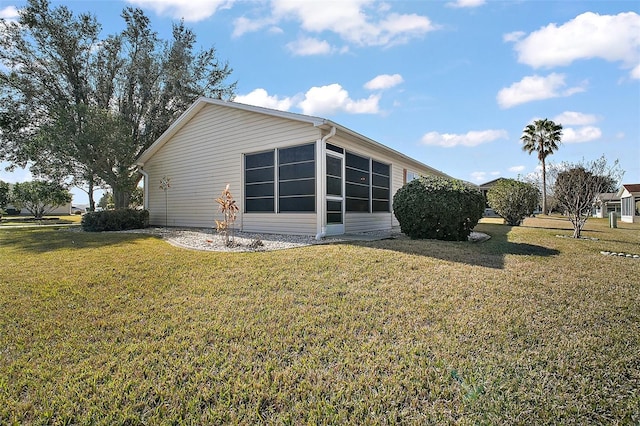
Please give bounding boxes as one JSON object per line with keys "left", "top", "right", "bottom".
{"left": 521, "top": 119, "right": 563, "bottom": 215}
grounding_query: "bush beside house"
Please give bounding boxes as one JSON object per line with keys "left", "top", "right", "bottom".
{"left": 82, "top": 209, "right": 149, "bottom": 232}
{"left": 393, "top": 175, "right": 485, "bottom": 241}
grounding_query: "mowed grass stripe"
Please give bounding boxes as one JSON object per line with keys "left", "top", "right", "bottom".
{"left": 0, "top": 217, "right": 639, "bottom": 424}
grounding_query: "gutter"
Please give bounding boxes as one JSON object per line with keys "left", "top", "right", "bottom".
{"left": 139, "top": 168, "right": 149, "bottom": 211}
{"left": 316, "top": 126, "right": 337, "bottom": 240}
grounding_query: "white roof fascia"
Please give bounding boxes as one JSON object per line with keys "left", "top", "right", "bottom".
{"left": 137, "top": 97, "right": 453, "bottom": 182}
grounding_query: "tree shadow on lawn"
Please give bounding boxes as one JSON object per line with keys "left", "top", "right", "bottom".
{"left": 0, "top": 228, "right": 156, "bottom": 254}
{"left": 345, "top": 224, "right": 559, "bottom": 270}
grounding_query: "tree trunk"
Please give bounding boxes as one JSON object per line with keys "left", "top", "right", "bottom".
{"left": 87, "top": 178, "right": 96, "bottom": 212}
{"left": 541, "top": 160, "right": 547, "bottom": 215}
{"left": 112, "top": 188, "right": 131, "bottom": 210}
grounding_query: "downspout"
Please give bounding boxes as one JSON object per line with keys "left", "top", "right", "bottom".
{"left": 139, "top": 168, "right": 149, "bottom": 211}
{"left": 316, "top": 126, "right": 336, "bottom": 240}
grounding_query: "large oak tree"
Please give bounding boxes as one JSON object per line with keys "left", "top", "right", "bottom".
{"left": 0, "top": 0, "right": 235, "bottom": 209}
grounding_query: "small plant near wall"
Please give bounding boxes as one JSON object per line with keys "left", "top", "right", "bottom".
{"left": 215, "top": 184, "right": 239, "bottom": 247}
{"left": 159, "top": 176, "right": 171, "bottom": 227}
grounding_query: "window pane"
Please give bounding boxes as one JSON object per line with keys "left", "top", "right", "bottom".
{"left": 346, "top": 152, "right": 369, "bottom": 171}
{"left": 372, "top": 160, "right": 389, "bottom": 176}
{"left": 346, "top": 198, "right": 369, "bottom": 212}
{"left": 279, "top": 162, "right": 315, "bottom": 180}
{"left": 245, "top": 198, "right": 274, "bottom": 212}
{"left": 246, "top": 182, "right": 274, "bottom": 198}
{"left": 327, "top": 212, "right": 342, "bottom": 224}
{"left": 372, "top": 200, "right": 389, "bottom": 212}
{"left": 245, "top": 167, "right": 274, "bottom": 184}
{"left": 346, "top": 167, "right": 369, "bottom": 185}
{"left": 245, "top": 151, "right": 274, "bottom": 169}
{"left": 326, "top": 143, "right": 344, "bottom": 154}
{"left": 327, "top": 200, "right": 342, "bottom": 212}
{"left": 326, "top": 155, "right": 342, "bottom": 177}
{"left": 327, "top": 176, "right": 342, "bottom": 196}
{"left": 372, "top": 174, "right": 389, "bottom": 188}
{"left": 279, "top": 143, "right": 315, "bottom": 164}
{"left": 346, "top": 182, "right": 369, "bottom": 199}
{"left": 279, "top": 178, "right": 315, "bottom": 196}
{"left": 279, "top": 196, "right": 315, "bottom": 212}
{"left": 372, "top": 187, "right": 389, "bottom": 200}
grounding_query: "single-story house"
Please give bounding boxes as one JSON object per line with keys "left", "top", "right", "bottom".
{"left": 136, "top": 97, "right": 452, "bottom": 236}
{"left": 592, "top": 192, "right": 621, "bottom": 218}
{"left": 3, "top": 202, "right": 72, "bottom": 216}
{"left": 617, "top": 184, "right": 640, "bottom": 223}
{"left": 3, "top": 183, "right": 72, "bottom": 216}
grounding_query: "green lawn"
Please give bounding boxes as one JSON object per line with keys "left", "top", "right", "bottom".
{"left": 1, "top": 217, "right": 639, "bottom": 424}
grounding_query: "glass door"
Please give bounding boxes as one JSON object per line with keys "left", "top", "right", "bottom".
{"left": 325, "top": 153, "right": 345, "bottom": 235}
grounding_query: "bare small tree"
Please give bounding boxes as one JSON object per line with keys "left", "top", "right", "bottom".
{"left": 215, "top": 184, "right": 239, "bottom": 247}
{"left": 551, "top": 156, "right": 623, "bottom": 238}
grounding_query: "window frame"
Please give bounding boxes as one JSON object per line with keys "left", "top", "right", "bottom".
{"left": 345, "top": 151, "right": 391, "bottom": 213}
{"left": 244, "top": 143, "right": 317, "bottom": 214}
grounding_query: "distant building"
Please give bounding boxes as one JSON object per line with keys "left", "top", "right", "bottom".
{"left": 617, "top": 184, "right": 640, "bottom": 223}
{"left": 592, "top": 192, "right": 620, "bottom": 218}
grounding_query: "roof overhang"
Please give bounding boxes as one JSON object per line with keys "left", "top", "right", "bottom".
{"left": 136, "top": 97, "right": 454, "bottom": 180}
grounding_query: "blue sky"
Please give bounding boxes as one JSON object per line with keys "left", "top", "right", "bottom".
{"left": 1, "top": 0, "right": 639, "bottom": 205}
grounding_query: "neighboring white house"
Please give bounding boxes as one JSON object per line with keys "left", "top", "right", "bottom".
{"left": 617, "top": 184, "right": 640, "bottom": 223}
{"left": 592, "top": 192, "right": 621, "bottom": 218}
{"left": 136, "top": 97, "right": 452, "bottom": 236}
{"left": 3, "top": 183, "right": 72, "bottom": 216}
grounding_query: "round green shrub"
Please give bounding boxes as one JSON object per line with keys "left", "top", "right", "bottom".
{"left": 486, "top": 179, "right": 539, "bottom": 226}
{"left": 393, "top": 175, "right": 485, "bottom": 241}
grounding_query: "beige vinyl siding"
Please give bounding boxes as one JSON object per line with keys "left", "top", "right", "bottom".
{"left": 242, "top": 213, "right": 316, "bottom": 235}
{"left": 144, "top": 104, "right": 320, "bottom": 232}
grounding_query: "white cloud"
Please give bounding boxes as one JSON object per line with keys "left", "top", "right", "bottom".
{"left": 508, "top": 11, "right": 640, "bottom": 77}
{"left": 503, "top": 31, "right": 525, "bottom": 43}
{"left": 126, "top": 0, "right": 234, "bottom": 22}
{"left": 631, "top": 64, "right": 640, "bottom": 79}
{"left": 562, "top": 126, "right": 602, "bottom": 144}
{"left": 421, "top": 129, "right": 508, "bottom": 148}
{"left": 234, "top": 88, "right": 295, "bottom": 111}
{"left": 0, "top": 6, "right": 19, "bottom": 21}
{"left": 553, "top": 111, "right": 598, "bottom": 126}
{"left": 232, "top": 16, "right": 272, "bottom": 37}
{"left": 236, "top": 0, "right": 437, "bottom": 51}
{"left": 470, "top": 171, "right": 487, "bottom": 182}
{"left": 286, "top": 37, "right": 333, "bottom": 56}
{"left": 298, "top": 83, "right": 380, "bottom": 115}
{"left": 364, "top": 74, "right": 403, "bottom": 90}
{"left": 548, "top": 111, "right": 602, "bottom": 144}
{"left": 497, "top": 73, "right": 586, "bottom": 109}
{"left": 234, "top": 83, "right": 383, "bottom": 116}
{"left": 508, "top": 165, "right": 525, "bottom": 173}
{"left": 446, "top": 0, "right": 486, "bottom": 8}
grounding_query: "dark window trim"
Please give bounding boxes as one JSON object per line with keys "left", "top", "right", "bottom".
{"left": 245, "top": 143, "right": 317, "bottom": 214}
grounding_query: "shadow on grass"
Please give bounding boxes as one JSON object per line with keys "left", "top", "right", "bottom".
{"left": 0, "top": 227, "right": 156, "bottom": 253}
{"left": 344, "top": 223, "right": 560, "bottom": 270}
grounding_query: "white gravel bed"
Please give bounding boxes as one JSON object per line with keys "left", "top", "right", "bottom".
{"left": 109, "top": 227, "right": 345, "bottom": 252}
{"left": 69, "top": 227, "right": 489, "bottom": 252}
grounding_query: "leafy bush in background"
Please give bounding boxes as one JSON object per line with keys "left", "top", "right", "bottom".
{"left": 486, "top": 179, "right": 540, "bottom": 226}
{"left": 393, "top": 175, "right": 485, "bottom": 241}
{"left": 82, "top": 209, "right": 149, "bottom": 232}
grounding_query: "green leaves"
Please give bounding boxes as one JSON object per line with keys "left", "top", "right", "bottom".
{"left": 486, "top": 179, "right": 540, "bottom": 226}
{"left": 393, "top": 175, "right": 485, "bottom": 241}
{"left": 10, "top": 180, "right": 71, "bottom": 218}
